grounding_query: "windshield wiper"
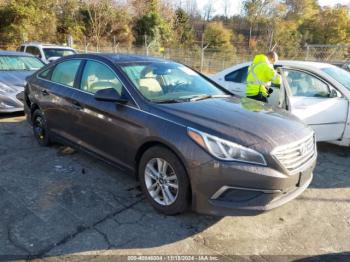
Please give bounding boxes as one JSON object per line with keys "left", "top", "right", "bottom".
{"left": 153, "top": 98, "right": 189, "bottom": 104}
{"left": 190, "top": 94, "right": 231, "bottom": 102}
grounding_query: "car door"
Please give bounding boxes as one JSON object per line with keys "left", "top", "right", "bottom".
{"left": 37, "top": 59, "right": 83, "bottom": 141}
{"left": 219, "top": 66, "right": 248, "bottom": 96}
{"left": 70, "top": 59, "right": 143, "bottom": 170}
{"left": 283, "top": 68, "right": 348, "bottom": 141}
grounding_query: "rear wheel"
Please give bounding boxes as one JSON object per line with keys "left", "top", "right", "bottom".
{"left": 138, "top": 146, "right": 190, "bottom": 215}
{"left": 32, "top": 109, "right": 51, "bottom": 146}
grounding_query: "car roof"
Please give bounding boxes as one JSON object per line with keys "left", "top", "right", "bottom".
{"left": 0, "top": 50, "right": 34, "bottom": 56}
{"left": 232, "top": 60, "right": 334, "bottom": 69}
{"left": 21, "top": 43, "right": 75, "bottom": 49}
{"left": 68, "top": 53, "right": 170, "bottom": 64}
{"left": 213, "top": 60, "right": 337, "bottom": 78}
{"left": 277, "top": 60, "right": 334, "bottom": 69}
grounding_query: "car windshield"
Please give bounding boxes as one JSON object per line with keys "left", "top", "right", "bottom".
{"left": 43, "top": 48, "right": 76, "bottom": 59}
{"left": 0, "top": 55, "right": 44, "bottom": 71}
{"left": 322, "top": 66, "right": 350, "bottom": 91}
{"left": 120, "top": 62, "right": 227, "bottom": 103}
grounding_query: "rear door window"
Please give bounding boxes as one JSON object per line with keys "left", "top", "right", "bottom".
{"left": 51, "top": 60, "right": 81, "bottom": 87}
{"left": 225, "top": 67, "right": 248, "bottom": 83}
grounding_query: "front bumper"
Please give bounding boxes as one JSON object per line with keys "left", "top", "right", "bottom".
{"left": 0, "top": 92, "right": 24, "bottom": 113}
{"left": 189, "top": 157, "right": 316, "bottom": 216}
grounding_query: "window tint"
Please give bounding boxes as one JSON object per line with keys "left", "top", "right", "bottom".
{"left": 51, "top": 60, "right": 81, "bottom": 87}
{"left": 26, "top": 46, "right": 41, "bottom": 58}
{"left": 225, "top": 67, "right": 248, "bottom": 83}
{"left": 285, "top": 69, "right": 330, "bottom": 97}
{"left": 39, "top": 68, "right": 53, "bottom": 79}
{"left": 81, "top": 61, "right": 123, "bottom": 94}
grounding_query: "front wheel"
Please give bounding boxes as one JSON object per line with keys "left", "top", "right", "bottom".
{"left": 32, "top": 109, "right": 51, "bottom": 146}
{"left": 138, "top": 146, "right": 190, "bottom": 215}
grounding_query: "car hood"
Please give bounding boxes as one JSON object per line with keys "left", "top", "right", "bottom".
{"left": 153, "top": 97, "right": 312, "bottom": 148}
{"left": 0, "top": 71, "right": 35, "bottom": 91}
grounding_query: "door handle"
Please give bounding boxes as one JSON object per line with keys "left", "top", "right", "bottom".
{"left": 72, "top": 101, "right": 82, "bottom": 110}
{"left": 41, "top": 89, "right": 49, "bottom": 96}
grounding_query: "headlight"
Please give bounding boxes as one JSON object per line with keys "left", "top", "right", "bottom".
{"left": 187, "top": 127, "right": 267, "bottom": 166}
{"left": 0, "top": 101, "right": 15, "bottom": 109}
{"left": 0, "top": 82, "right": 16, "bottom": 95}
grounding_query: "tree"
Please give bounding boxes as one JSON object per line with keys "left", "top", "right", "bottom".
{"left": 222, "top": 0, "right": 232, "bottom": 21}
{"left": 55, "top": 0, "right": 85, "bottom": 44}
{"left": 302, "top": 5, "right": 350, "bottom": 45}
{"left": 274, "top": 20, "right": 302, "bottom": 58}
{"left": 203, "top": 0, "right": 215, "bottom": 21}
{"left": 285, "top": 0, "right": 320, "bottom": 24}
{"left": 83, "top": 0, "right": 117, "bottom": 50}
{"left": 0, "top": 0, "right": 57, "bottom": 47}
{"left": 203, "top": 21, "right": 234, "bottom": 52}
{"left": 133, "top": 0, "right": 171, "bottom": 48}
{"left": 242, "top": 0, "right": 273, "bottom": 48}
{"left": 173, "top": 8, "right": 195, "bottom": 47}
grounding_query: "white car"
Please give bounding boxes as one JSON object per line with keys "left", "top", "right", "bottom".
{"left": 211, "top": 61, "right": 350, "bottom": 147}
{"left": 18, "top": 42, "right": 77, "bottom": 64}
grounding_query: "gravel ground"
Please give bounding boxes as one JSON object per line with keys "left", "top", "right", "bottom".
{"left": 0, "top": 113, "right": 349, "bottom": 261}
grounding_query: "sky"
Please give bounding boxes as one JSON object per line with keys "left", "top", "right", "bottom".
{"left": 195, "top": 0, "right": 350, "bottom": 16}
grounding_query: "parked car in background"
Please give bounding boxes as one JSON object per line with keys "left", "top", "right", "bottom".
{"left": 24, "top": 54, "right": 316, "bottom": 215}
{"left": 0, "top": 51, "right": 44, "bottom": 113}
{"left": 211, "top": 61, "right": 350, "bottom": 147}
{"left": 18, "top": 42, "right": 77, "bottom": 64}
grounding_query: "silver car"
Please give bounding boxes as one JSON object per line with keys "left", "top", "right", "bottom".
{"left": 0, "top": 51, "right": 44, "bottom": 113}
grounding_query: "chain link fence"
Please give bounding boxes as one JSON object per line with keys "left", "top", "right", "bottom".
{"left": 75, "top": 44, "right": 254, "bottom": 74}
{"left": 305, "top": 44, "right": 350, "bottom": 66}
{"left": 2, "top": 40, "right": 350, "bottom": 74}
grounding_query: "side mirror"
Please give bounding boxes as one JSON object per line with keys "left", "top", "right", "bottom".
{"left": 94, "top": 88, "right": 128, "bottom": 103}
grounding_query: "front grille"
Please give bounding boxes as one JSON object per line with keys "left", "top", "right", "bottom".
{"left": 272, "top": 134, "right": 316, "bottom": 172}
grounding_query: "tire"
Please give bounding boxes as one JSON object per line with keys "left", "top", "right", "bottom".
{"left": 32, "top": 109, "right": 51, "bottom": 146}
{"left": 138, "top": 146, "right": 191, "bottom": 215}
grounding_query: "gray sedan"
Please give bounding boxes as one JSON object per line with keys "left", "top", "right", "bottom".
{"left": 0, "top": 51, "right": 44, "bottom": 113}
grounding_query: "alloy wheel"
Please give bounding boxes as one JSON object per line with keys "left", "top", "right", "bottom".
{"left": 144, "top": 158, "right": 179, "bottom": 206}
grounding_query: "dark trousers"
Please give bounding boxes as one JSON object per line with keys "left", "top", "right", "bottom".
{"left": 247, "top": 94, "right": 268, "bottom": 103}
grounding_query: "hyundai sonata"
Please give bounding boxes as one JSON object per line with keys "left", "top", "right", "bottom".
{"left": 24, "top": 54, "right": 316, "bottom": 215}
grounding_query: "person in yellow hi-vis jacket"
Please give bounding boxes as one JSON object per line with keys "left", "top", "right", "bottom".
{"left": 246, "top": 51, "right": 281, "bottom": 103}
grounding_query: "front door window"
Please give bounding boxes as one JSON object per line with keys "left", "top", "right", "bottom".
{"left": 284, "top": 69, "right": 330, "bottom": 97}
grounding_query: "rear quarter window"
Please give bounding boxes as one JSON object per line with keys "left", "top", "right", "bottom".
{"left": 39, "top": 68, "right": 53, "bottom": 80}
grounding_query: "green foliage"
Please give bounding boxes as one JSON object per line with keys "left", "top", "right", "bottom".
{"left": 55, "top": 0, "right": 85, "bottom": 43}
{"left": 133, "top": 0, "right": 171, "bottom": 47}
{"left": 302, "top": 5, "right": 350, "bottom": 45}
{"left": 203, "top": 22, "right": 235, "bottom": 53}
{"left": 285, "top": 0, "right": 320, "bottom": 24}
{"left": 173, "top": 8, "right": 195, "bottom": 47}
{"left": 0, "top": 0, "right": 350, "bottom": 55}
{"left": 0, "top": 0, "right": 57, "bottom": 46}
